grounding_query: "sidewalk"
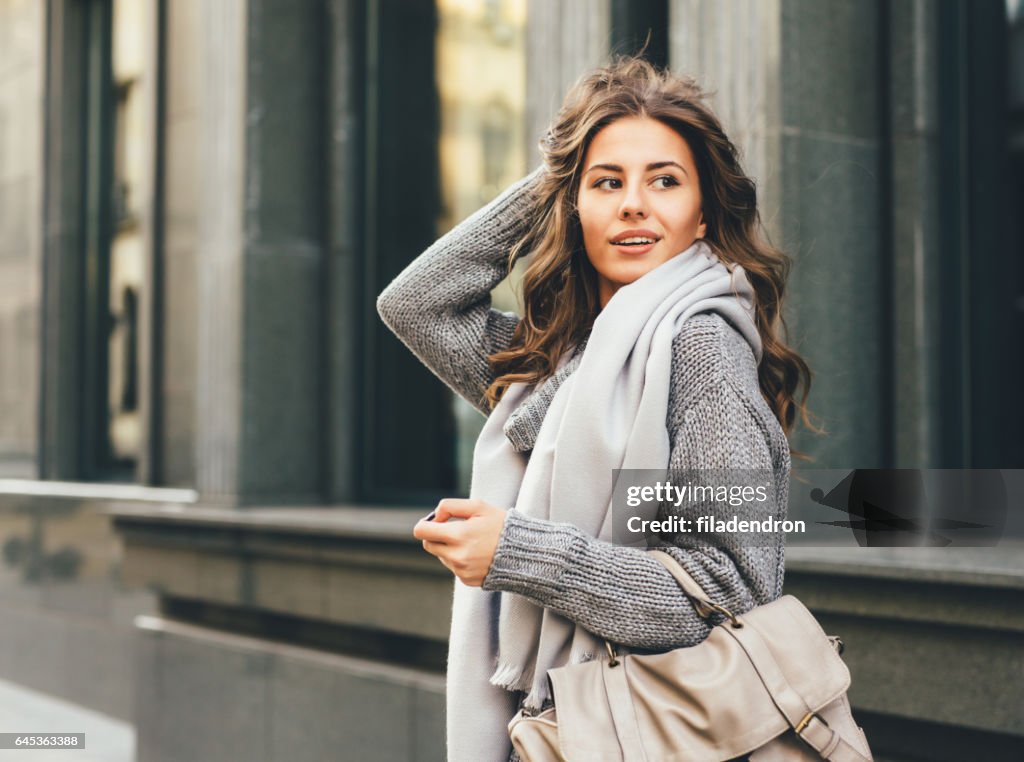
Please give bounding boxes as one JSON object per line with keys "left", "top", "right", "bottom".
{"left": 0, "top": 679, "right": 133, "bottom": 762}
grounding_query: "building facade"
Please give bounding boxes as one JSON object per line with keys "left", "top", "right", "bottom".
{"left": 1, "top": 0, "right": 1022, "bottom": 759}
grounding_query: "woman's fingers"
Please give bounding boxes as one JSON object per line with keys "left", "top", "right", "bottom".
{"left": 414, "top": 499, "right": 505, "bottom": 587}
{"left": 414, "top": 518, "right": 461, "bottom": 543}
{"left": 434, "top": 498, "right": 483, "bottom": 522}
{"left": 421, "top": 540, "right": 446, "bottom": 561}
{"left": 423, "top": 540, "right": 458, "bottom": 576}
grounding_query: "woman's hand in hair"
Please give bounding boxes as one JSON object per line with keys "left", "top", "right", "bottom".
{"left": 413, "top": 499, "right": 507, "bottom": 587}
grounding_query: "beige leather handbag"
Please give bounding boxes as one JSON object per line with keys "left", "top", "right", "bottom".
{"left": 508, "top": 550, "right": 874, "bottom": 762}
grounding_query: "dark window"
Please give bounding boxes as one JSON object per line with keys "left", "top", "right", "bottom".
{"left": 41, "top": 0, "right": 163, "bottom": 483}
{"left": 361, "top": 0, "right": 529, "bottom": 503}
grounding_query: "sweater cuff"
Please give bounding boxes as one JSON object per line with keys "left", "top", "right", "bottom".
{"left": 482, "top": 508, "right": 583, "bottom": 597}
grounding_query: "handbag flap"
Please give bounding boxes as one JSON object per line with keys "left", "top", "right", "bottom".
{"left": 737, "top": 595, "right": 852, "bottom": 710}
{"left": 548, "top": 595, "right": 851, "bottom": 762}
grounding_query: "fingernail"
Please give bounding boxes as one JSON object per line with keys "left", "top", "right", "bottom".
{"left": 423, "top": 509, "right": 437, "bottom": 522}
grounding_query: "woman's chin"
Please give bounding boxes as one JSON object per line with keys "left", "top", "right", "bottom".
{"left": 606, "top": 261, "right": 661, "bottom": 285}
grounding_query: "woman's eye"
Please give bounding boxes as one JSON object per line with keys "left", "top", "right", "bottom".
{"left": 653, "top": 175, "right": 680, "bottom": 189}
{"left": 594, "top": 177, "right": 622, "bottom": 190}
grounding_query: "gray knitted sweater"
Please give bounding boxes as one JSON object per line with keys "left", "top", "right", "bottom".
{"left": 377, "top": 171, "right": 790, "bottom": 738}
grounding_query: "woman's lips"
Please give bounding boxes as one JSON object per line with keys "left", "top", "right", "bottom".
{"left": 609, "top": 230, "right": 661, "bottom": 256}
{"left": 612, "top": 241, "right": 657, "bottom": 256}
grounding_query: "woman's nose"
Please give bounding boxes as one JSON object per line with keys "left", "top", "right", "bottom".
{"left": 618, "top": 187, "right": 647, "bottom": 219}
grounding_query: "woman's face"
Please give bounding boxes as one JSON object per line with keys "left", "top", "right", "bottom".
{"left": 576, "top": 116, "right": 706, "bottom": 308}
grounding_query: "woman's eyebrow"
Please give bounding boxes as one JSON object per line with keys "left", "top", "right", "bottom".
{"left": 583, "top": 162, "right": 623, "bottom": 175}
{"left": 584, "top": 161, "right": 689, "bottom": 177}
{"left": 647, "top": 160, "right": 689, "bottom": 176}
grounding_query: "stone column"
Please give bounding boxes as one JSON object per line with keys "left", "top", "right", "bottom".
{"left": 670, "top": 0, "right": 889, "bottom": 468}
{"left": 670, "top": 0, "right": 783, "bottom": 228}
{"left": 525, "top": 0, "right": 612, "bottom": 156}
{"left": 0, "top": 0, "right": 46, "bottom": 478}
{"left": 888, "top": 0, "right": 942, "bottom": 467}
{"left": 324, "top": 0, "right": 363, "bottom": 502}
{"left": 39, "top": 0, "right": 89, "bottom": 480}
{"left": 195, "top": 0, "right": 327, "bottom": 504}
{"left": 194, "top": 0, "right": 247, "bottom": 502}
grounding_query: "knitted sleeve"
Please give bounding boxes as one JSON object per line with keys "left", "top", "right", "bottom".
{"left": 375, "top": 169, "right": 542, "bottom": 414}
{"left": 481, "top": 315, "right": 790, "bottom": 650}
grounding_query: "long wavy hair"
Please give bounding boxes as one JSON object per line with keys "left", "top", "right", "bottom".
{"left": 485, "top": 57, "right": 814, "bottom": 440}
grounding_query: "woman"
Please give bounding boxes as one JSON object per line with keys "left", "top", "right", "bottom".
{"left": 377, "top": 57, "right": 811, "bottom": 762}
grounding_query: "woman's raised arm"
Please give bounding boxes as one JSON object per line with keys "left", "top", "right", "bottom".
{"left": 481, "top": 314, "right": 790, "bottom": 650}
{"left": 376, "top": 168, "right": 542, "bottom": 414}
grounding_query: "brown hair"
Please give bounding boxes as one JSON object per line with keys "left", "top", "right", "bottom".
{"left": 485, "top": 57, "right": 814, "bottom": 440}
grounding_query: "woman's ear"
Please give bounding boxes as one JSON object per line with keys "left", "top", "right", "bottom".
{"left": 696, "top": 212, "right": 707, "bottom": 239}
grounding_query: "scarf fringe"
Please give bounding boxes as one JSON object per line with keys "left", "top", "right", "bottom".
{"left": 490, "top": 648, "right": 602, "bottom": 711}
{"left": 489, "top": 660, "right": 536, "bottom": 694}
{"left": 523, "top": 680, "right": 552, "bottom": 711}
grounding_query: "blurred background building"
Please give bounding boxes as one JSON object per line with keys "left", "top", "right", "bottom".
{"left": 0, "top": 0, "right": 1022, "bottom": 760}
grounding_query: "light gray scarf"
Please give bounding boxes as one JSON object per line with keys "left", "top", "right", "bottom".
{"left": 446, "top": 241, "right": 762, "bottom": 761}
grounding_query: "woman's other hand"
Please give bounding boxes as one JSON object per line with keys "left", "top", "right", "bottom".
{"left": 413, "top": 499, "right": 507, "bottom": 586}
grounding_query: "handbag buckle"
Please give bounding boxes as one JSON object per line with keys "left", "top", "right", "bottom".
{"left": 604, "top": 640, "right": 620, "bottom": 667}
{"left": 705, "top": 600, "right": 743, "bottom": 628}
{"left": 794, "top": 711, "right": 827, "bottom": 734}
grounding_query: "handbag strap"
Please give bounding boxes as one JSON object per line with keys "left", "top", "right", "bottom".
{"left": 646, "top": 549, "right": 720, "bottom": 621}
